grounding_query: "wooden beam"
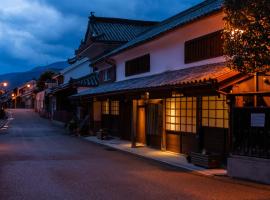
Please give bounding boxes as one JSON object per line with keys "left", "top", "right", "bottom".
{"left": 131, "top": 100, "right": 138, "bottom": 148}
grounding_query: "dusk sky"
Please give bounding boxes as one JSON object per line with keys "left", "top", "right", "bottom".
{"left": 0, "top": 0, "right": 202, "bottom": 75}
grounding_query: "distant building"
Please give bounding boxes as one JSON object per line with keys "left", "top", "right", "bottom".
{"left": 15, "top": 80, "right": 37, "bottom": 109}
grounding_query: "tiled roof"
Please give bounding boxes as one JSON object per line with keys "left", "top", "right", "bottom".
{"left": 94, "top": 0, "right": 224, "bottom": 63}
{"left": 88, "top": 17, "right": 158, "bottom": 42}
{"left": 71, "top": 73, "right": 99, "bottom": 87}
{"left": 50, "top": 73, "right": 98, "bottom": 94}
{"left": 72, "top": 63, "right": 237, "bottom": 98}
{"left": 76, "top": 15, "right": 158, "bottom": 56}
{"left": 50, "top": 83, "right": 72, "bottom": 94}
{"left": 82, "top": 16, "right": 158, "bottom": 44}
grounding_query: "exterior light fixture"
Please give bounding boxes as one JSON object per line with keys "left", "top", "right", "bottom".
{"left": 27, "top": 84, "right": 31, "bottom": 88}
{"left": 3, "top": 82, "right": 8, "bottom": 87}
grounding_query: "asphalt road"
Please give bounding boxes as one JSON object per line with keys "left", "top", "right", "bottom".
{"left": 0, "top": 109, "right": 270, "bottom": 200}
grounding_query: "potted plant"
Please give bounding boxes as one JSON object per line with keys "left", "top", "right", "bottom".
{"left": 190, "top": 149, "right": 222, "bottom": 169}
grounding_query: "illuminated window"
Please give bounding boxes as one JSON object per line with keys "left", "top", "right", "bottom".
{"left": 102, "top": 100, "right": 109, "bottom": 115}
{"left": 111, "top": 101, "right": 119, "bottom": 115}
{"left": 202, "top": 95, "right": 229, "bottom": 128}
{"left": 165, "top": 97, "right": 197, "bottom": 133}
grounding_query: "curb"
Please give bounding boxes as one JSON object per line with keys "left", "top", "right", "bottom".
{"left": 83, "top": 137, "right": 222, "bottom": 177}
{"left": 83, "top": 138, "right": 270, "bottom": 190}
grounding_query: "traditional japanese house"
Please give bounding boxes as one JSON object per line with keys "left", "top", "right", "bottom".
{"left": 73, "top": 0, "right": 239, "bottom": 156}
{"left": 51, "top": 14, "right": 158, "bottom": 124}
{"left": 48, "top": 58, "right": 95, "bottom": 123}
{"left": 15, "top": 80, "right": 37, "bottom": 109}
{"left": 35, "top": 79, "right": 58, "bottom": 117}
{"left": 72, "top": 0, "right": 270, "bottom": 184}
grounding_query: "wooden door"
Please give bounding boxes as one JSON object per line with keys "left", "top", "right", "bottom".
{"left": 146, "top": 104, "right": 163, "bottom": 149}
{"left": 120, "top": 101, "right": 132, "bottom": 141}
{"left": 137, "top": 106, "right": 146, "bottom": 144}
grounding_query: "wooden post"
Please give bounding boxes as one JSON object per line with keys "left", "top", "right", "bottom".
{"left": 161, "top": 99, "right": 166, "bottom": 151}
{"left": 228, "top": 96, "right": 235, "bottom": 153}
{"left": 197, "top": 96, "right": 203, "bottom": 152}
{"left": 131, "top": 99, "right": 137, "bottom": 148}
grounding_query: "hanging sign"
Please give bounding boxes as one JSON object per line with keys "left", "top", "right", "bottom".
{"left": 251, "top": 113, "right": 265, "bottom": 127}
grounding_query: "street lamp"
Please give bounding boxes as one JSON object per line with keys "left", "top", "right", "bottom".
{"left": 0, "top": 82, "right": 8, "bottom": 108}
{"left": 0, "top": 82, "right": 8, "bottom": 88}
{"left": 0, "top": 82, "right": 8, "bottom": 93}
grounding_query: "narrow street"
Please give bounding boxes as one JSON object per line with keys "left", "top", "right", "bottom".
{"left": 0, "top": 109, "right": 269, "bottom": 200}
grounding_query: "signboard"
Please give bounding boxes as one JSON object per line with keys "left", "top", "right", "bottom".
{"left": 251, "top": 113, "right": 265, "bottom": 127}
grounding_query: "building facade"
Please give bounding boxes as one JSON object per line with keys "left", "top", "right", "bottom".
{"left": 72, "top": 0, "right": 270, "bottom": 184}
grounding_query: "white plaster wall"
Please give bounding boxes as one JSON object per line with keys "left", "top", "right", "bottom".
{"left": 114, "top": 12, "right": 225, "bottom": 82}
{"left": 62, "top": 58, "right": 91, "bottom": 84}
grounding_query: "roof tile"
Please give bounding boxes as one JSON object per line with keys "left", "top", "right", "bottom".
{"left": 73, "top": 62, "right": 234, "bottom": 97}
{"left": 94, "top": 0, "right": 224, "bottom": 63}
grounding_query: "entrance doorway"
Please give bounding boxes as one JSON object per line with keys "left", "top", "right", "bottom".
{"left": 136, "top": 100, "right": 163, "bottom": 149}
{"left": 146, "top": 103, "right": 163, "bottom": 149}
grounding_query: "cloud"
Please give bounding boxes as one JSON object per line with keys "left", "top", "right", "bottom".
{"left": 0, "top": 0, "right": 84, "bottom": 73}
{"left": 0, "top": 0, "right": 202, "bottom": 74}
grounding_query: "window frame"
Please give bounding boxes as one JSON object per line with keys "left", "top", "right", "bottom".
{"left": 184, "top": 30, "right": 223, "bottom": 64}
{"left": 202, "top": 95, "right": 229, "bottom": 128}
{"left": 165, "top": 96, "right": 197, "bottom": 134}
{"left": 110, "top": 101, "right": 120, "bottom": 116}
{"left": 125, "top": 54, "right": 150, "bottom": 77}
{"left": 101, "top": 100, "right": 110, "bottom": 115}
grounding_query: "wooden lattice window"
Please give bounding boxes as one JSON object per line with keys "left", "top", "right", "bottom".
{"left": 125, "top": 54, "right": 150, "bottom": 77}
{"left": 102, "top": 100, "right": 109, "bottom": 115}
{"left": 185, "top": 30, "right": 223, "bottom": 64}
{"left": 202, "top": 95, "right": 229, "bottom": 128}
{"left": 110, "top": 101, "right": 119, "bottom": 116}
{"left": 166, "top": 97, "right": 197, "bottom": 133}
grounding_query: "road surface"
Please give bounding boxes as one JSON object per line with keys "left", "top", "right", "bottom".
{"left": 0, "top": 109, "right": 269, "bottom": 200}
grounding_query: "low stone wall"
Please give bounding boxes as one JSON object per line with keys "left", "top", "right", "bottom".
{"left": 228, "top": 155, "right": 270, "bottom": 184}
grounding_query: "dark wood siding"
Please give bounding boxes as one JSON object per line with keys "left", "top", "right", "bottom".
{"left": 166, "top": 132, "right": 181, "bottom": 153}
{"left": 146, "top": 135, "right": 162, "bottom": 149}
{"left": 202, "top": 127, "right": 229, "bottom": 156}
{"left": 185, "top": 30, "right": 223, "bottom": 64}
{"left": 101, "top": 114, "right": 120, "bottom": 137}
{"left": 120, "top": 100, "right": 132, "bottom": 141}
{"left": 181, "top": 133, "right": 198, "bottom": 154}
{"left": 125, "top": 54, "right": 150, "bottom": 77}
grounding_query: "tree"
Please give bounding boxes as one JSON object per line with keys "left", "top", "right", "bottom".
{"left": 223, "top": 0, "right": 270, "bottom": 73}
{"left": 36, "top": 71, "right": 56, "bottom": 91}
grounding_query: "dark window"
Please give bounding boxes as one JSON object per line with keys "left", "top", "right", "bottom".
{"left": 185, "top": 31, "right": 223, "bottom": 64}
{"left": 125, "top": 54, "right": 150, "bottom": 77}
{"left": 98, "top": 66, "right": 116, "bottom": 84}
